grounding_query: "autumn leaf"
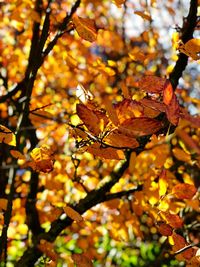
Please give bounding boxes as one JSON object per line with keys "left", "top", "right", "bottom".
{"left": 10, "top": 150, "right": 26, "bottom": 160}
{"left": 0, "top": 125, "right": 16, "bottom": 146}
{"left": 172, "top": 147, "right": 191, "bottom": 162}
{"left": 138, "top": 76, "right": 167, "bottom": 93}
{"left": 76, "top": 104, "right": 102, "bottom": 135}
{"left": 158, "top": 169, "right": 168, "bottom": 197}
{"left": 163, "top": 80, "right": 174, "bottom": 105}
{"left": 72, "top": 14, "right": 97, "bottom": 42}
{"left": 172, "top": 183, "right": 197, "bottom": 199}
{"left": 166, "top": 93, "right": 180, "bottom": 125}
{"left": 164, "top": 212, "right": 183, "bottom": 229}
{"left": 119, "top": 117, "right": 162, "bottom": 137}
{"left": 158, "top": 223, "right": 173, "bottom": 236}
{"left": 0, "top": 198, "right": 8, "bottom": 211}
{"left": 29, "top": 145, "right": 54, "bottom": 173}
{"left": 114, "top": 99, "right": 143, "bottom": 123}
{"left": 71, "top": 253, "right": 93, "bottom": 267}
{"left": 87, "top": 143, "right": 125, "bottom": 160}
{"left": 102, "top": 95, "right": 119, "bottom": 126}
{"left": 140, "top": 98, "right": 166, "bottom": 113}
{"left": 63, "top": 206, "right": 83, "bottom": 222}
{"left": 134, "top": 11, "right": 152, "bottom": 21}
{"left": 178, "top": 39, "right": 200, "bottom": 60}
{"left": 103, "top": 130, "right": 139, "bottom": 148}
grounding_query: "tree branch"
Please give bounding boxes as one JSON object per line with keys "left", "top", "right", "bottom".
{"left": 169, "top": 0, "right": 198, "bottom": 89}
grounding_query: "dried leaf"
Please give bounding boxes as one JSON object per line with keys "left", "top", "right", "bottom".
{"left": 172, "top": 183, "right": 197, "bottom": 200}
{"left": 140, "top": 98, "right": 166, "bottom": 112}
{"left": 0, "top": 125, "right": 16, "bottom": 146}
{"left": 134, "top": 11, "right": 152, "bottom": 21}
{"left": 87, "top": 143, "right": 125, "bottom": 160}
{"left": 71, "top": 253, "right": 93, "bottom": 267}
{"left": 76, "top": 104, "right": 101, "bottom": 135}
{"left": 73, "top": 15, "right": 97, "bottom": 42}
{"left": 166, "top": 93, "right": 180, "bottom": 125}
{"left": 103, "top": 130, "right": 139, "bottom": 148}
{"left": 138, "top": 76, "right": 166, "bottom": 93}
{"left": 63, "top": 206, "right": 83, "bottom": 222}
{"left": 163, "top": 80, "right": 174, "bottom": 105}
{"left": 119, "top": 117, "right": 162, "bottom": 137}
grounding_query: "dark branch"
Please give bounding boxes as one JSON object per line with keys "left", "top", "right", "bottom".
{"left": 169, "top": 0, "right": 198, "bottom": 89}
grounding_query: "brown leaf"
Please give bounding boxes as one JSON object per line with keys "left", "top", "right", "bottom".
{"left": 172, "top": 183, "right": 197, "bottom": 199}
{"left": 134, "top": 11, "right": 152, "bottom": 21}
{"left": 138, "top": 76, "right": 166, "bottom": 93}
{"left": 119, "top": 117, "right": 162, "bottom": 137}
{"left": 140, "top": 98, "right": 166, "bottom": 112}
{"left": 10, "top": 150, "right": 26, "bottom": 160}
{"left": 158, "top": 223, "right": 173, "bottom": 236}
{"left": 164, "top": 212, "right": 183, "bottom": 229}
{"left": 76, "top": 104, "right": 101, "bottom": 135}
{"left": 0, "top": 125, "right": 16, "bottom": 146}
{"left": 72, "top": 253, "right": 93, "bottom": 267}
{"left": 63, "top": 206, "right": 83, "bottom": 222}
{"left": 166, "top": 93, "right": 180, "bottom": 125}
{"left": 87, "top": 143, "right": 125, "bottom": 160}
{"left": 103, "top": 130, "right": 139, "bottom": 148}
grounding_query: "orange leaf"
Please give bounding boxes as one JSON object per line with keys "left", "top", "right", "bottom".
{"left": 0, "top": 125, "right": 16, "bottom": 146}
{"left": 114, "top": 99, "right": 143, "bottom": 123}
{"left": 178, "top": 39, "right": 200, "bottom": 60}
{"left": 102, "top": 95, "right": 119, "bottom": 126}
{"left": 166, "top": 93, "right": 180, "bottom": 125}
{"left": 63, "top": 206, "right": 83, "bottom": 222}
{"left": 87, "top": 143, "right": 125, "bottom": 160}
{"left": 119, "top": 117, "right": 162, "bottom": 137}
{"left": 76, "top": 104, "right": 101, "bottom": 135}
{"left": 30, "top": 145, "right": 54, "bottom": 173}
{"left": 172, "top": 147, "right": 191, "bottom": 162}
{"left": 163, "top": 80, "right": 174, "bottom": 105}
{"left": 176, "top": 128, "right": 200, "bottom": 155}
{"left": 72, "top": 15, "right": 97, "bottom": 42}
{"left": 104, "top": 130, "right": 139, "bottom": 148}
{"left": 158, "top": 223, "right": 173, "bottom": 236}
{"left": 71, "top": 253, "right": 93, "bottom": 267}
{"left": 134, "top": 11, "right": 152, "bottom": 21}
{"left": 0, "top": 198, "right": 8, "bottom": 211}
{"left": 10, "top": 150, "right": 26, "bottom": 160}
{"left": 171, "top": 233, "right": 195, "bottom": 260}
{"left": 138, "top": 76, "right": 166, "bottom": 93}
{"left": 172, "top": 183, "right": 197, "bottom": 199}
{"left": 164, "top": 212, "right": 183, "bottom": 229}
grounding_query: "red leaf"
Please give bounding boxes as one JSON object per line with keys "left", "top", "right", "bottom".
{"left": 166, "top": 93, "right": 180, "bottom": 125}
{"left": 164, "top": 212, "right": 183, "bottom": 229}
{"left": 172, "top": 183, "right": 197, "bottom": 199}
{"left": 138, "top": 76, "right": 166, "bottom": 93}
{"left": 103, "top": 130, "right": 139, "bottom": 148}
{"left": 140, "top": 98, "right": 166, "bottom": 112}
{"left": 158, "top": 223, "right": 173, "bottom": 236}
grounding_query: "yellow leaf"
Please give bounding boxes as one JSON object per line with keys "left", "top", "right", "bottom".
{"left": 72, "top": 15, "right": 97, "bottom": 42}
{"left": 0, "top": 125, "right": 16, "bottom": 146}
{"left": 158, "top": 169, "right": 168, "bottom": 197}
{"left": 0, "top": 198, "right": 8, "bottom": 211}
{"left": 63, "top": 206, "right": 83, "bottom": 222}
